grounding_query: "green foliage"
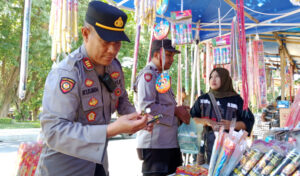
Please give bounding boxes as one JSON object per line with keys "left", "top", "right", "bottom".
{"left": 0, "top": 118, "right": 13, "bottom": 124}
{"left": 0, "top": 0, "right": 198, "bottom": 120}
{"left": 0, "top": 120, "right": 40, "bottom": 129}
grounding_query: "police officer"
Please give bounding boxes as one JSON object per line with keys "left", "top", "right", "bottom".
{"left": 36, "top": 1, "right": 152, "bottom": 176}
{"left": 134, "top": 39, "right": 191, "bottom": 176}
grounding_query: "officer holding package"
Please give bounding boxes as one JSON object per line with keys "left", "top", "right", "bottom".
{"left": 134, "top": 39, "right": 191, "bottom": 176}
{"left": 36, "top": 1, "right": 153, "bottom": 176}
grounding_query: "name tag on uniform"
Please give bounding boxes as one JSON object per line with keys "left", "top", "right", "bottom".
{"left": 82, "top": 87, "right": 99, "bottom": 95}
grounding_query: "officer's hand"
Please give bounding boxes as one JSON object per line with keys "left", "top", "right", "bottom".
{"left": 175, "top": 106, "right": 190, "bottom": 124}
{"left": 107, "top": 112, "right": 148, "bottom": 138}
{"left": 143, "top": 113, "right": 155, "bottom": 133}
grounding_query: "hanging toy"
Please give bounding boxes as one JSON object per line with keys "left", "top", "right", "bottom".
{"left": 156, "top": 0, "right": 169, "bottom": 15}
{"left": 156, "top": 47, "right": 171, "bottom": 93}
{"left": 154, "top": 19, "right": 170, "bottom": 40}
{"left": 156, "top": 72, "right": 171, "bottom": 93}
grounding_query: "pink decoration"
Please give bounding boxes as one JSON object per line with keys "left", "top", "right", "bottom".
{"left": 236, "top": 0, "right": 249, "bottom": 110}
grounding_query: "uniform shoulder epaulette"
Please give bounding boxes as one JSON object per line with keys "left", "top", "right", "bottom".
{"left": 112, "top": 58, "right": 122, "bottom": 70}
{"left": 57, "top": 52, "right": 83, "bottom": 71}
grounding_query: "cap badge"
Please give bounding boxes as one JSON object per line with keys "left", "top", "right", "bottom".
{"left": 60, "top": 77, "right": 76, "bottom": 94}
{"left": 110, "top": 72, "right": 120, "bottom": 79}
{"left": 114, "top": 88, "right": 122, "bottom": 96}
{"left": 85, "top": 79, "right": 94, "bottom": 87}
{"left": 83, "top": 57, "right": 94, "bottom": 70}
{"left": 144, "top": 73, "right": 153, "bottom": 82}
{"left": 87, "top": 111, "right": 96, "bottom": 122}
{"left": 88, "top": 97, "right": 98, "bottom": 107}
{"left": 114, "top": 17, "right": 124, "bottom": 28}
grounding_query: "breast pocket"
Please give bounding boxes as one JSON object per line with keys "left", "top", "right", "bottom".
{"left": 158, "top": 92, "right": 174, "bottom": 105}
{"left": 81, "top": 93, "right": 104, "bottom": 124}
{"left": 110, "top": 93, "right": 119, "bottom": 114}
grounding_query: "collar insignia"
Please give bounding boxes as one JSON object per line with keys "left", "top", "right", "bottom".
{"left": 83, "top": 57, "right": 94, "bottom": 70}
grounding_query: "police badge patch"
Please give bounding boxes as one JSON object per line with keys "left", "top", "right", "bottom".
{"left": 144, "top": 73, "right": 152, "bottom": 82}
{"left": 60, "top": 77, "right": 76, "bottom": 94}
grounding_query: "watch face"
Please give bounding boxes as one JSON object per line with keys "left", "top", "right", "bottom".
{"left": 156, "top": 0, "right": 169, "bottom": 15}
{"left": 156, "top": 72, "right": 171, "bottom": 94}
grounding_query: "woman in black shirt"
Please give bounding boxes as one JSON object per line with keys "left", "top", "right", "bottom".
{"left": 190, "top": 68, "right": 254, "bottom": 163}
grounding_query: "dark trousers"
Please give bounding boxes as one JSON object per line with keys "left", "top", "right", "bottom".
{"left": 139, "top": 148, "right": 183, "bottom": 176}
{"left": 94, "top": 164, "right": 106, "bottom": 176}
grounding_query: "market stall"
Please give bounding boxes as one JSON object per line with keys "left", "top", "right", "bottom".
{"left": 108, "top": 0, "right": 300, "bottom": 175}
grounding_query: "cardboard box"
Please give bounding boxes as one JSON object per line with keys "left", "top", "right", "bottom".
{"left": 280, "top": 108, "right": 291, "bottom": 127}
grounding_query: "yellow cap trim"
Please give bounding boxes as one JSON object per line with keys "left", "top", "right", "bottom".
{"left": 95, "top": 22, "right": 124, "bottom": 31}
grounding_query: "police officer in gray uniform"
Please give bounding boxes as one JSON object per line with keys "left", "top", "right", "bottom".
{"left": 36, "top": 1, "right": 153, "bottom": 176}
{"left": 134, "top": 39, "right": 191, "bottom": 176}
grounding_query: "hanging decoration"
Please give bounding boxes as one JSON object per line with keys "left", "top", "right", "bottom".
{"left": 285, "top": 88, "right": 300, "bottom": 128}
{"left": 49, "top": 0, "right": 78, "bottom": 61}
{"left": 213, "top": 46, "right": 231, "bottom": 65}
{"left": 134, "top": 0, "right": 157, "bottom": 26}
{"left": 18, "top": 0, "right": 32, "bottom": 100}
{"left": 170, "top": 10, "right": 193, "bottom": 45}
{"left": 156, "top": 0, "right": 169, "bottom": 15}
{"left": 230, "top": 17, "right": 242, "bottom": 82}
{"left": 184, "top": 46, "right": 189, "bottom": 95}
{"left": 156, "top": 46, "right": 171, "bottom": 94}
{"left": 290, "top": 0, "right": 300, "bottom": 6}
{"left": 253, "top": 40, "right": 267, "bottom": 108}
{"left": 177, "top": 46, "right": 183, "bottom": 104}
{"left": 156, "top": 72, "right": 171, "bottom": 94}
{"left": 153, "top": 19, "right": 170, "bottom": 40}
{"left": 236, "top": 0, "right": 249, "bottom": 110}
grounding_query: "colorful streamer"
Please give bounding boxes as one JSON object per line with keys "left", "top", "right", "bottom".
{"left": 253, "top": 40, "right": 267, "bottom": 108}
{"left": 236, "top": 0, "right": 249, "bottom": 110}
{"left": 49, "top": 0, "right": 78, "bottom": 61}
{"left": 130, "top": 24, "right": 141, "bottom": 90}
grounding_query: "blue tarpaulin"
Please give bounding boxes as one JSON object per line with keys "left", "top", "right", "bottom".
{"left": 111, "top": 0, "right": 300, "bottom": 41}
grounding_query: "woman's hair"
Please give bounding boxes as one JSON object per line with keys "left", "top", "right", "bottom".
{"left": 208, "top": 68, "right": 237, "bottom": 98}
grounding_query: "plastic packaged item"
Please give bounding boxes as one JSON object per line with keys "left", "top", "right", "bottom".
{"left": 270, "top": 149, "right": 299, "bottom": 176}
{"left": 16, "top": 141, "right": 43, "bottom": 176}
{"left": 240, "top": 149, "right": 264, "bottom": 175}
{"left": 222, "top": 139, "right": 248, "bottom": 176}
{"left": 208, "top": 127, "right": 225, "bottom": 176}
{"left": 261, "top": 152, "right": 285, "bottom": 176}
{"left": 292, "top": 168, "right": 300, "bottom": 176}
{"left": 248, "top": 149, "right": 276, "bottom": 175}
{"left": 176, "top": 164, "right": 208, "bottom": 176}
{"left": 280, "top": 154, "right": 300, "bottom": 176}
{"left": 178, "top": 118, "right": 200, "bottom": 154}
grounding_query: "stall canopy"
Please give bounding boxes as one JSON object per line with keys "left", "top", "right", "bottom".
{"left": 109, "top": 0, "right": 300, "bottom": 40}
{"left": 108, "top": 0, "right": 300, "bottom": 69}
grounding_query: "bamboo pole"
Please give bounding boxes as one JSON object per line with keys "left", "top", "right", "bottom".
{"left": 224, "top": 0, "right": 259, "bottom": 23}
{"left": 280, "top": 46, "right": 286, "bottom": 100}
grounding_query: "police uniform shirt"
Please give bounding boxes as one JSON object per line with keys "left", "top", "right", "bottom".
{"left": 36, "top": 45, "right": 135, "bottom": 176}
{"left": 134, "top": 61, "right": 179, "bottom": 149}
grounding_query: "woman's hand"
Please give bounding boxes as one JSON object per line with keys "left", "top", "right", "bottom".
{"left": 217, "top": 119, "right": 231, "bottom": 130}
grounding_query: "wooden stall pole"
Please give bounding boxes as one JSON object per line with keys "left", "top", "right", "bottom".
{"left": 279, "top": 46, "right": 286, "bottom": 100}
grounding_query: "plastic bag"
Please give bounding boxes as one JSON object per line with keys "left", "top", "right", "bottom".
{"left": 178, "top": 118, "right": 200, "bottom": 154}
{"left": 16, "top": 141, "right": 43, "bottom": 176}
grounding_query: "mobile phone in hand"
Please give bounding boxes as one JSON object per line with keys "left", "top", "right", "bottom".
{"left": 147, "top": 114, "right": 163, "bottom": 125}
